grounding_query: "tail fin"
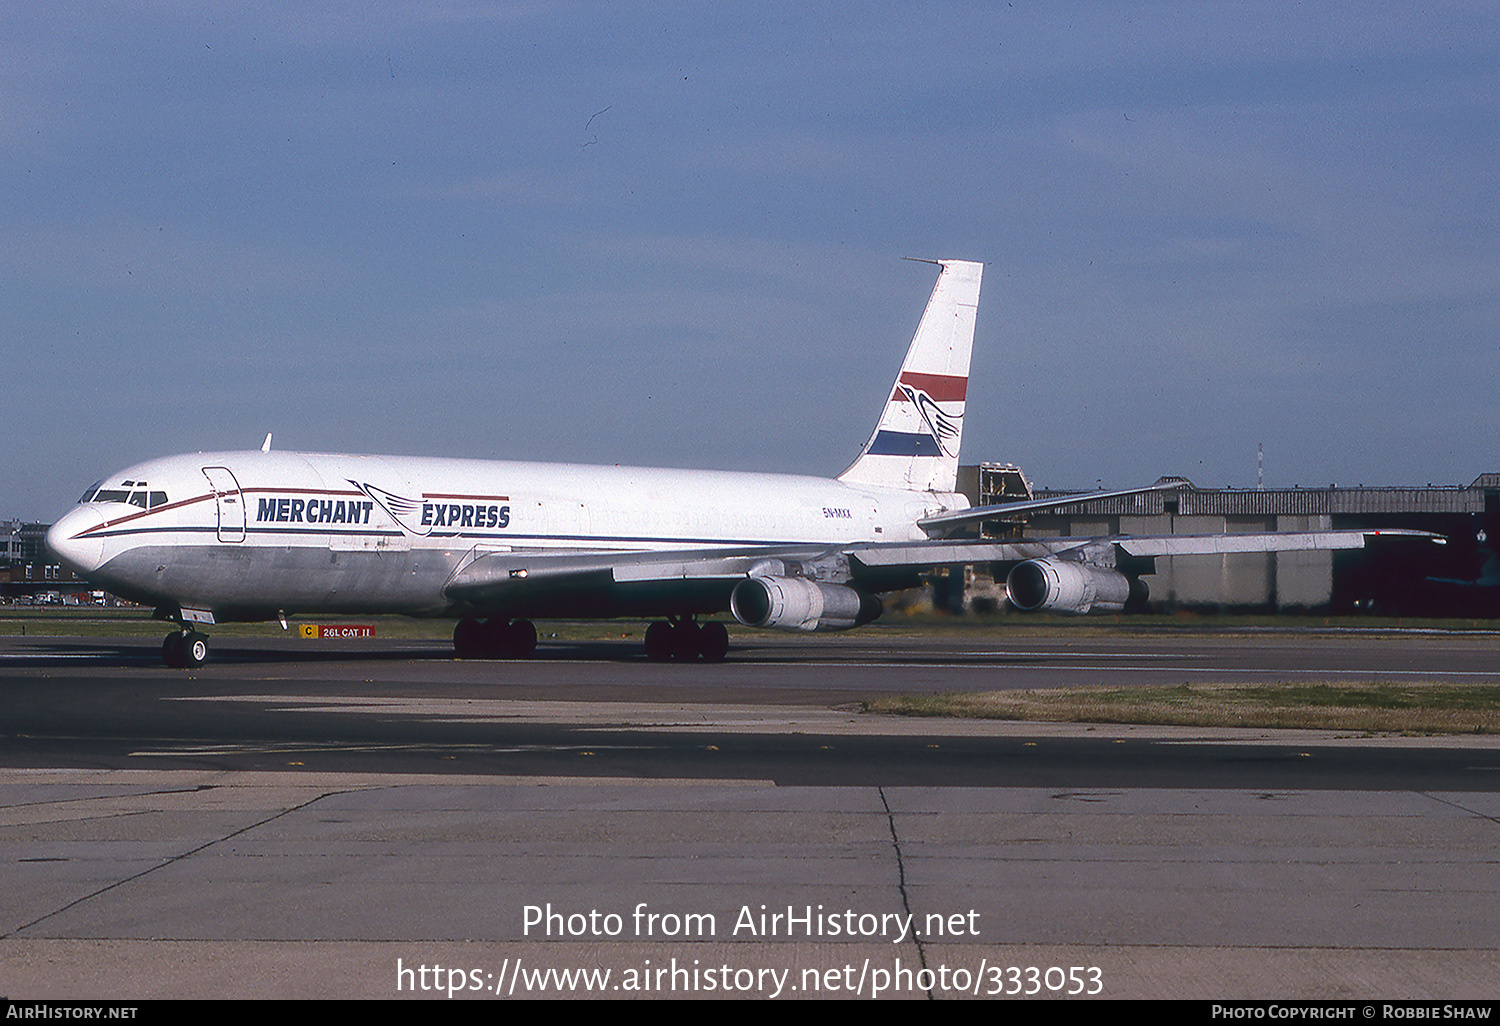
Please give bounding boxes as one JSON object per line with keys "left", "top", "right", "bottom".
{"left": 837, "top": 258, "right": 982, "bottom": 493}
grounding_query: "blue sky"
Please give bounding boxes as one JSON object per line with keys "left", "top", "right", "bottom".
{"left": 4, "top": 1, "right": 1496, "bottom": 520}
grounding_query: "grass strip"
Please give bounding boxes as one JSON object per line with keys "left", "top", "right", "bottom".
{"left": 865, "top": 681, "right": 1500, "bottom": 735}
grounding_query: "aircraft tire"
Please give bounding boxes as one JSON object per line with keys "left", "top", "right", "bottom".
{"left": 644, "top": 621, "right": 673, "bottom": 662}
{"left": 162, "top": 633, "right": 185, "bottom": 668}
{"left": 184, "top": 633, "right": 209, "bottom": 668}
{"left": 163, "top": 631, "right": 208, "bottom": 668}
{"left": 506, "top": 619, "right": 537, "bottom": 658}
{"left": 479, "top": 618, "right": 508, "bottom": 657}
{"left": 475, "top": 618, "right": 537, "bottom": 658}
{"left": 669, "top": 622, "right": 702, "bottom": 661}
{"left": 454, "top": 618, "right": 484, "bottom": 658}
{"left": 698, "top": 621, "right": 729, "bottom": 663}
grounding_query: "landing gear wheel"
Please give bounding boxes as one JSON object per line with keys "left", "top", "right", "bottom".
{"left": 162, "top": 631, "right": 208, "bottom": 669}
{"left": 698, "top": 621, "right": 730, "bottom": 663}
{"left": 457, "top": 618, "right": 538, "bottom": 658}
{"left": 162, "top": 633, "right": 184, "bottom": 668}
{"left": 454, "top": 618, "right": 484, "bottom": 658}
{"left": 495, "top": 618, "right": 537, "bottom": 658}
{"left": 184, "top": 633, "right": 208, "bottom": 667}
{"left": 644, "top": 619, "right": 728, "bottom": 662}
{"left": 644, "top": 621, "right": 673, "bottom": 662}
{"left": 669, "top": 621, "right": 702, "bottom": 661}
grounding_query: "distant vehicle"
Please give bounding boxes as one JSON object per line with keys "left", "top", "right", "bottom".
{"left": 46, "top": 259, "right": 1441, "bottom": 668}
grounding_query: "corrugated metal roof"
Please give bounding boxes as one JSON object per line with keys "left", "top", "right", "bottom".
{"left": 1032, "top": 483, "right": 1488, "bottom": 516}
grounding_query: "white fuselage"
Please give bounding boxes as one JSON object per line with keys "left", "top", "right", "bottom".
{"left": 46, "top": 449, "right": 964, "bottom": 621}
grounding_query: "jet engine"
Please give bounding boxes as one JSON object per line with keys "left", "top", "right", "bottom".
{"left": 1005, "top": 557, "right": 1142, "bottom": 614}
{"left": 730, "top": 576, "right": 882, "bottom": 633}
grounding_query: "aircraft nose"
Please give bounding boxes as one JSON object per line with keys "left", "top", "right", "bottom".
{"left": 46, "top": 505, "right": 107, "bottom": 575}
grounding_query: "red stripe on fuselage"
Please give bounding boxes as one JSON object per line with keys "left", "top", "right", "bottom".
{"left": 892, "top": 372, "right": 967, "bottom": 402}
{"left": 423, "top": 492, "right": 511, "bottom": 501}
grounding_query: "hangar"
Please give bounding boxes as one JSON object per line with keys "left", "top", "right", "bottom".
{"left": 955, "top": 466, "right": 1500, "bottom": 615}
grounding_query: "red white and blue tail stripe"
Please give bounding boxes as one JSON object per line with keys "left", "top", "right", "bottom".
{"left": 838, "top": 259, "right": 981, "bottom": 493}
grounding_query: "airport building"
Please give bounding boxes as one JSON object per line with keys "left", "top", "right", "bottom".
{"left": 1, "top": 519, "right": 87, "bottom": 602}
{"left": 955, "top": 466, "right": 1500, "bottom": 615}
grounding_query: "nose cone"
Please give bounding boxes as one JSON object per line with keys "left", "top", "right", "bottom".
{"left": 46, "top": 505, "right": 107, "bottom": 576}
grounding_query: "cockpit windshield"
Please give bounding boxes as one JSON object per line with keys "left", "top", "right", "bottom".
{"left": 79, "top": 480, "right": 168, "bottom": 509}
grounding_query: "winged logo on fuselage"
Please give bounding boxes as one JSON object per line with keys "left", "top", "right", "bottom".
{"left": 350, "top": 480, "right": 512, "bottom": 537}
{"left": 351, "top": 481, "right": 432, "bottom": 536}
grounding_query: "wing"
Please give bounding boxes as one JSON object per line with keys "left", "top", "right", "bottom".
{"left": 849, "top": 527, "right": 1444, "bottom": 567}
{"left": 442, "top": 544, "right": 834, "bottom": 620}
{"left": 850, "top": 527, "right": 1443, "bottom": 615}
{"left": 440, "top": 528, "right": 1443, "bottom": 622}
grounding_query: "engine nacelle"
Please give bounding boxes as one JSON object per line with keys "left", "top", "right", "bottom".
{"left": 730, "top": 576, "right": 882, "bottom": 633}
{"left": 1006, "top": 557, "right": 1139, "bottom": 614}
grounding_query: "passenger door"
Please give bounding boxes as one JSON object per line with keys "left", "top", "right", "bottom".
{"left": 201, "top": 466, "right": 246, "bottom": 543}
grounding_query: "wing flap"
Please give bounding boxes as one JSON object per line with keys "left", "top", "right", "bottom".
{"left": 848, "top": 540, "right": 1060, "bottom": 568}
{"left": 443, "top": 546, "right": 791, "bottom": 606}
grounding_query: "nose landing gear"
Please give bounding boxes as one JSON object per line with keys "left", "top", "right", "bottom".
{"left": 162, "top": 630, "right": 209, "bottom": 668}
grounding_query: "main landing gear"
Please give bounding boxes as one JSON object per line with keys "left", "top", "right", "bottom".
{"left": 644, "top": 618, "right": 729, "bottom": 663}
{"left": 453, "top": 618, "right": 538, "bottom": 659}
{"left": 162, "top": 629, "right": 209, "bottom": 669}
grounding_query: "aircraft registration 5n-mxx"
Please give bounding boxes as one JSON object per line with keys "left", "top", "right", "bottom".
{"left": 47, "top": 259, "right": 1438, "bottom": 667}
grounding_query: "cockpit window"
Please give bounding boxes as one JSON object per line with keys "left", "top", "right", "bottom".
{"left": 81, "top": 481, "right": 169, "bottom": 508}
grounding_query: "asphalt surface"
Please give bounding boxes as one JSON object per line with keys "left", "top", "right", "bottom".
{"left": 1, "top": 625, "right": 1498, "bottom": 999}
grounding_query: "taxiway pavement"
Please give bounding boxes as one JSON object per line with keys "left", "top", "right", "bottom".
{"left": 1, "top": 627, "right": 1497, "bottom": 999}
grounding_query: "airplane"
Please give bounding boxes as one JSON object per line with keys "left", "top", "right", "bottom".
{"left": 45, "top": 258, "right": 1441, "bottom": 668}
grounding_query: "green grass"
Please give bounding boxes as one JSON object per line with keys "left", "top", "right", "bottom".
{"left": 865, "top": 682, "right": 1500, "bottom": 734}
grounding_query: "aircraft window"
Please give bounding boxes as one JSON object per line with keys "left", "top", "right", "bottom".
{"left": 91, "top": 489, "right": 130, "bottom": 503}
{"left": 150, "top": 491, "right": 168, "bottom": 508}
{"left": 127, "top": 491, "right": 148, "bottom": 508}
{"left": 78, "top": 482, "right": 102, "bottom": 503}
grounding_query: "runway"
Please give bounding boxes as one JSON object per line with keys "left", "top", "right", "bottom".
{"left": 1, "top": 625, "right": 1498, "bottom": 998}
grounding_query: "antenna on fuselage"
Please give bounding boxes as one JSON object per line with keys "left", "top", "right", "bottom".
{"left": 261, "top": 433, "right": 273, "bottom": 453}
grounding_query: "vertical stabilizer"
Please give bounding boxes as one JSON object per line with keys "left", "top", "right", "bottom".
{"left": 837, "top": 258, "right": 982, "bottom": 493}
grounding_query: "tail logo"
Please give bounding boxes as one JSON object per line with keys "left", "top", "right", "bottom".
{"left": 897, "top": 383, "right": 963, "bottom": 458}
{"left": 865, "top": 372, "right": 967, "bottom": 459}
{"left": 836, "top": 259, "right": 980, "bottom": 492}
